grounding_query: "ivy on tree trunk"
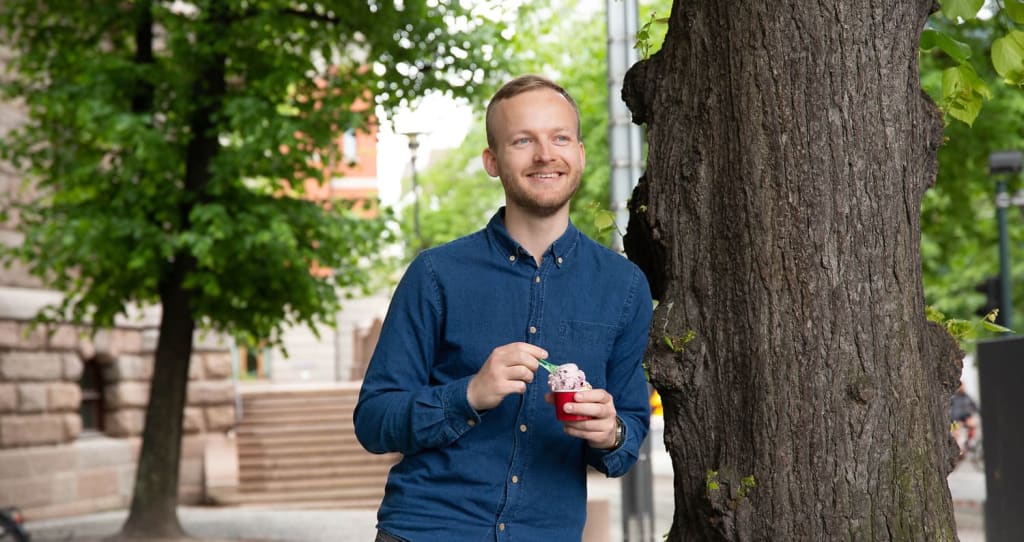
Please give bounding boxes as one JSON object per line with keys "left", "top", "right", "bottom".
{"left": 623, "top": 1, "right": 964, "bottom": 540}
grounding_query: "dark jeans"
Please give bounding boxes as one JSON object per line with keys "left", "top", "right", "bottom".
{"left": 375, "top": 530, "right": 407, "bottom": 542}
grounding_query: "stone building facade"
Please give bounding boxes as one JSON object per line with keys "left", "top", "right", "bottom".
{"left": 0, "top": 48, "right": 236, "bottom": 519}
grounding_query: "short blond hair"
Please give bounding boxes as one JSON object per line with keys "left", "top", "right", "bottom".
{"left": 485, "top": 75, "right": 582, "bottom": 148}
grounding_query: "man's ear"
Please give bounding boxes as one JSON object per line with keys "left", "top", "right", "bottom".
{"left": 482, "top": 147, "right": 499, "bottom": 177}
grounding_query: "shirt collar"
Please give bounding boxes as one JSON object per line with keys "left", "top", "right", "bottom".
{"left": 486, "top": 207, "right": 580, "bottom": 267}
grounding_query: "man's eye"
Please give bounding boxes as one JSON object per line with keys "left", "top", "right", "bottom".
{"left": 513, "top": 137, "right": 531, "bottom": 145}
{"left": 554, "top": 135, "right": 571, "bottom": 144}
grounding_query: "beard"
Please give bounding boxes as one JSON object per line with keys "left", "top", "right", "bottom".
{"left": 500, "top": 172, "right": 581, "bottom": 218}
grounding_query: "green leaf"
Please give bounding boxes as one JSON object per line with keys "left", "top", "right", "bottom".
{"left": 941, "top": 64, "right": 991, "bottom": 126}
{"left": 920, "top": 29, "right": 973, "bottom": 63}
{"left": 1006, "top": 0, "right": 1024, "bottom": 24}
{"left": 981, "top": 321, "right": 1014, "bottom": 333}
{"left": 940, "top": 0, "right": 984, "bottom": 21}
{"left": 594, "top": 210, "right": 616, "bottom": 231}
{"left": 992, "top": 31, "right": 1024, "bottom": 85}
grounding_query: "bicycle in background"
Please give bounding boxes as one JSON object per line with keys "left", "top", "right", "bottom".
{"left": 0, "top": 506, "right": 29, "bottom": 542}
{"left": 952, "top": 419, "right": 984, "bottom": 469}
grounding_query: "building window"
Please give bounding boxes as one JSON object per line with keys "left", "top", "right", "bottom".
{"left": 79, "top": 359, "right": 105, "bottom": 432}
{"left": 343, "top": 129, "right": 359, "bottom": 165}
{"left": 239, "top": 346, "right": 268, "bottom": 380}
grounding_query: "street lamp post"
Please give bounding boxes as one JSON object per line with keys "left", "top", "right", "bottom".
{"left": 990, "top": 150, "right": 1023, "bottom": 330}
{"left": 403, "top": 131, "right": 425, "bottom": 251}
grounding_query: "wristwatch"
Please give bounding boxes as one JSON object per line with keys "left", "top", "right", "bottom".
{"left": 611, "top": 416, "right": 626, "bottom": 450}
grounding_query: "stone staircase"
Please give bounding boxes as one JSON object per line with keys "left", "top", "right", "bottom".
{"left": 210, "top": 382, "right": 398, "bottom": 509}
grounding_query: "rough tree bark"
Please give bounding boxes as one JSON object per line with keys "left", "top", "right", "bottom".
{"left": 623, "top": 1, "right": 964, "bottom": 540}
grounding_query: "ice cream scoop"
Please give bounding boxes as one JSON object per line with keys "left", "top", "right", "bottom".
{"left": 542, "top": 361, "right": 593, "bottom": 421}
{"left": 547, "top": 362, "right": 592, "bottom": 392}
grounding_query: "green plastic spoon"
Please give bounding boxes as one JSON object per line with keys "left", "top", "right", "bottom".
{"left": 537, "top": 358, "right": 560, "bottom": 374}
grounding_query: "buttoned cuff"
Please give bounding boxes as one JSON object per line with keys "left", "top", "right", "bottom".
{"left": 585, "top": 418, "right": 636, "bottom": 477}
{"left": 442, "top": 376, "right": 482, "bottom": 437}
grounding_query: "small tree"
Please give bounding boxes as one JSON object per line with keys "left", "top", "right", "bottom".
{"left": 0, "top": 1, "right": 510, "bottom": 539}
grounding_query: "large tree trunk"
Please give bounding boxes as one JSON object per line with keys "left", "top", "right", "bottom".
{"left": 623, "top": 2, "right": 964, "bottom": 540}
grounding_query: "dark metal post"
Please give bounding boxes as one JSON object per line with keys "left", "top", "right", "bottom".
{"left": 996, "top": 179, "right": 1013, "bottom": 330}
{"left": 989, "top": 150, "right": 1022, "bottom": 330}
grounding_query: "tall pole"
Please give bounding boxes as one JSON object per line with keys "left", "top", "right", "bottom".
{"left": 996, "top": 179, "right": 1013, "bottom": 330}
{"left": 405, "top": 132, "right": 423, "bottom": 251}
{"left": 989, "top": 150, "right": 1022, "bottom": 331}
{"left": 607, "top": 0, "right": 645, "bottom": 253}
{"left": 607, "top": 1, "right": 655, "bottom": 541}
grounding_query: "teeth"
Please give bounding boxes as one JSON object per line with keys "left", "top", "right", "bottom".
{"left": 532, "top": 173, "right": 559, "bottom": 178}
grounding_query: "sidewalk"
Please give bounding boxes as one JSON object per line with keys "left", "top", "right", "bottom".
{"left": 24, "top": 469, "right": 987, "bottom": 542}
{"left": 26, "top": 437, "right": 986, "bottom": 542}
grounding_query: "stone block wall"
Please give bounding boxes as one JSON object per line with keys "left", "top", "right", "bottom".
{"left": 0, "top": 327, "right": 85, "bottom": 448}
{"left": 0, "top": 321, "right": 237, "bottom": 447}
{"left": 0, "top": 316, "right": 236, "bottom": 519}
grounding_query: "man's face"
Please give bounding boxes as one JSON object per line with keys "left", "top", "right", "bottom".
{"left": 482, "top": 88, "right": 585, "bottom": 218}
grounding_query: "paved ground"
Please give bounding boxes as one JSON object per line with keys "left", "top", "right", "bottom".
{"left": 26, "top": 427, "right": 988, "bottom": 541}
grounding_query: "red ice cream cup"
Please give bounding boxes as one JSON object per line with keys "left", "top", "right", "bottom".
{"left": 554, "top": 390, "right": 592, "bottom": 421}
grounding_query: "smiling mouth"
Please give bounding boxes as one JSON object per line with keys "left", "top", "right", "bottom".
{"left": 528, "top": 172, "right": 564, "bottom": 179}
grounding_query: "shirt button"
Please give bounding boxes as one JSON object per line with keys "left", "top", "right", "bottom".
{"left": 534, "top": 276, "right": 540, "bottom": 283}
{"left": 508, "top": 255, "right": 516, "bottom": 262}
{"left": 499, "top": 523, "right": 506, "bottom": 531}
{"left": 557, "top": 256, "right": 564, "bottom": 264}
{"left": 519, "top": 424, "right": 527, "bottom": 432}
{"left": 528, "top": 326, "right": 537, "bottom": 334}
{"left": 511, "top": 475, "right": 519, "bottom": 484}
{"left": 467, "top": 419, "right": 476, "bottom": 427}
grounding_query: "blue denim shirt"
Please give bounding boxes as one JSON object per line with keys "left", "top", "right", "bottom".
{"left": 354, "top": 209, "right": 653, "bottom": 541}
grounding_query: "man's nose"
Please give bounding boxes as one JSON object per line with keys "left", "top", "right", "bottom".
{"left": 533, "top": 141, "right": 555, "bottom": 162}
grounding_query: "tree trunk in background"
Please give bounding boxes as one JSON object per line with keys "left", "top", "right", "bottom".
{"left": 623, "top": 1, "right": 963, "bottom": 540}
{"left": 119, "top": 3, "right": 226, "bottom": 538}
{"left": 120, "top": 272, "right": 195, "bottom": 539}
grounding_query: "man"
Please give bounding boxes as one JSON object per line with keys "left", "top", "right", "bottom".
{"left": 354, "top": 75, "right": 653, "bottom": 541}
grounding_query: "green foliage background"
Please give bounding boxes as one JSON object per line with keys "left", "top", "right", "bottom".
{"left": 0, "top": 0, "right": 515, "bottom": 347}
{"left": 920, "top": 8, "right": 1024, "bottom": 332}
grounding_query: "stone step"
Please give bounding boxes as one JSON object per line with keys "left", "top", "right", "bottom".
{"left": 239, "top": 452, "right": 397, "bottom": 471}
{"left": 220, "top": 497, "right": 385, "bottom": 510}
{"left": 236, "top": 427, "right": 355, "bottom": 440}
{"left": 239, "top": 472, "right": 388, "bottom": 492}
{"left": 239, "top": 410, "right": 353, "bottom": 425}
{"left": 227, "top": 383, "right": 392, "bottom": 511}
{"left": 239, "top": 384, "right": 362, "bottom": 403}
{"left": 240, "top": 462, "right": 394, "bottom": 483}
{"left": 235, "top": 422, "right": 356, "bottom": 437}
{"left": 238, "top": 439, "right": 366, "bottom": 459}
{"left": 242, "top": 395, "right": 357, "bottom": 411}
{"left": 214, "top": 486, "right": 385, "bottom": 508}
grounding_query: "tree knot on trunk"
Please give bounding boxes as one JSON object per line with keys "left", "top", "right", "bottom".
{"left": 622, "top": 58, "right": 653, "bottom": 126}
{"left": 845, "top": 376, "right": 876, "bottom": 405}
{"left": 625, "top": 174, "right": 668, "bottom": 300}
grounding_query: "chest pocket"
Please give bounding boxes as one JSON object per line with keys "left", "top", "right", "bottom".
{"left": 555, "top": 320, "right": 617, "bottom": 390}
